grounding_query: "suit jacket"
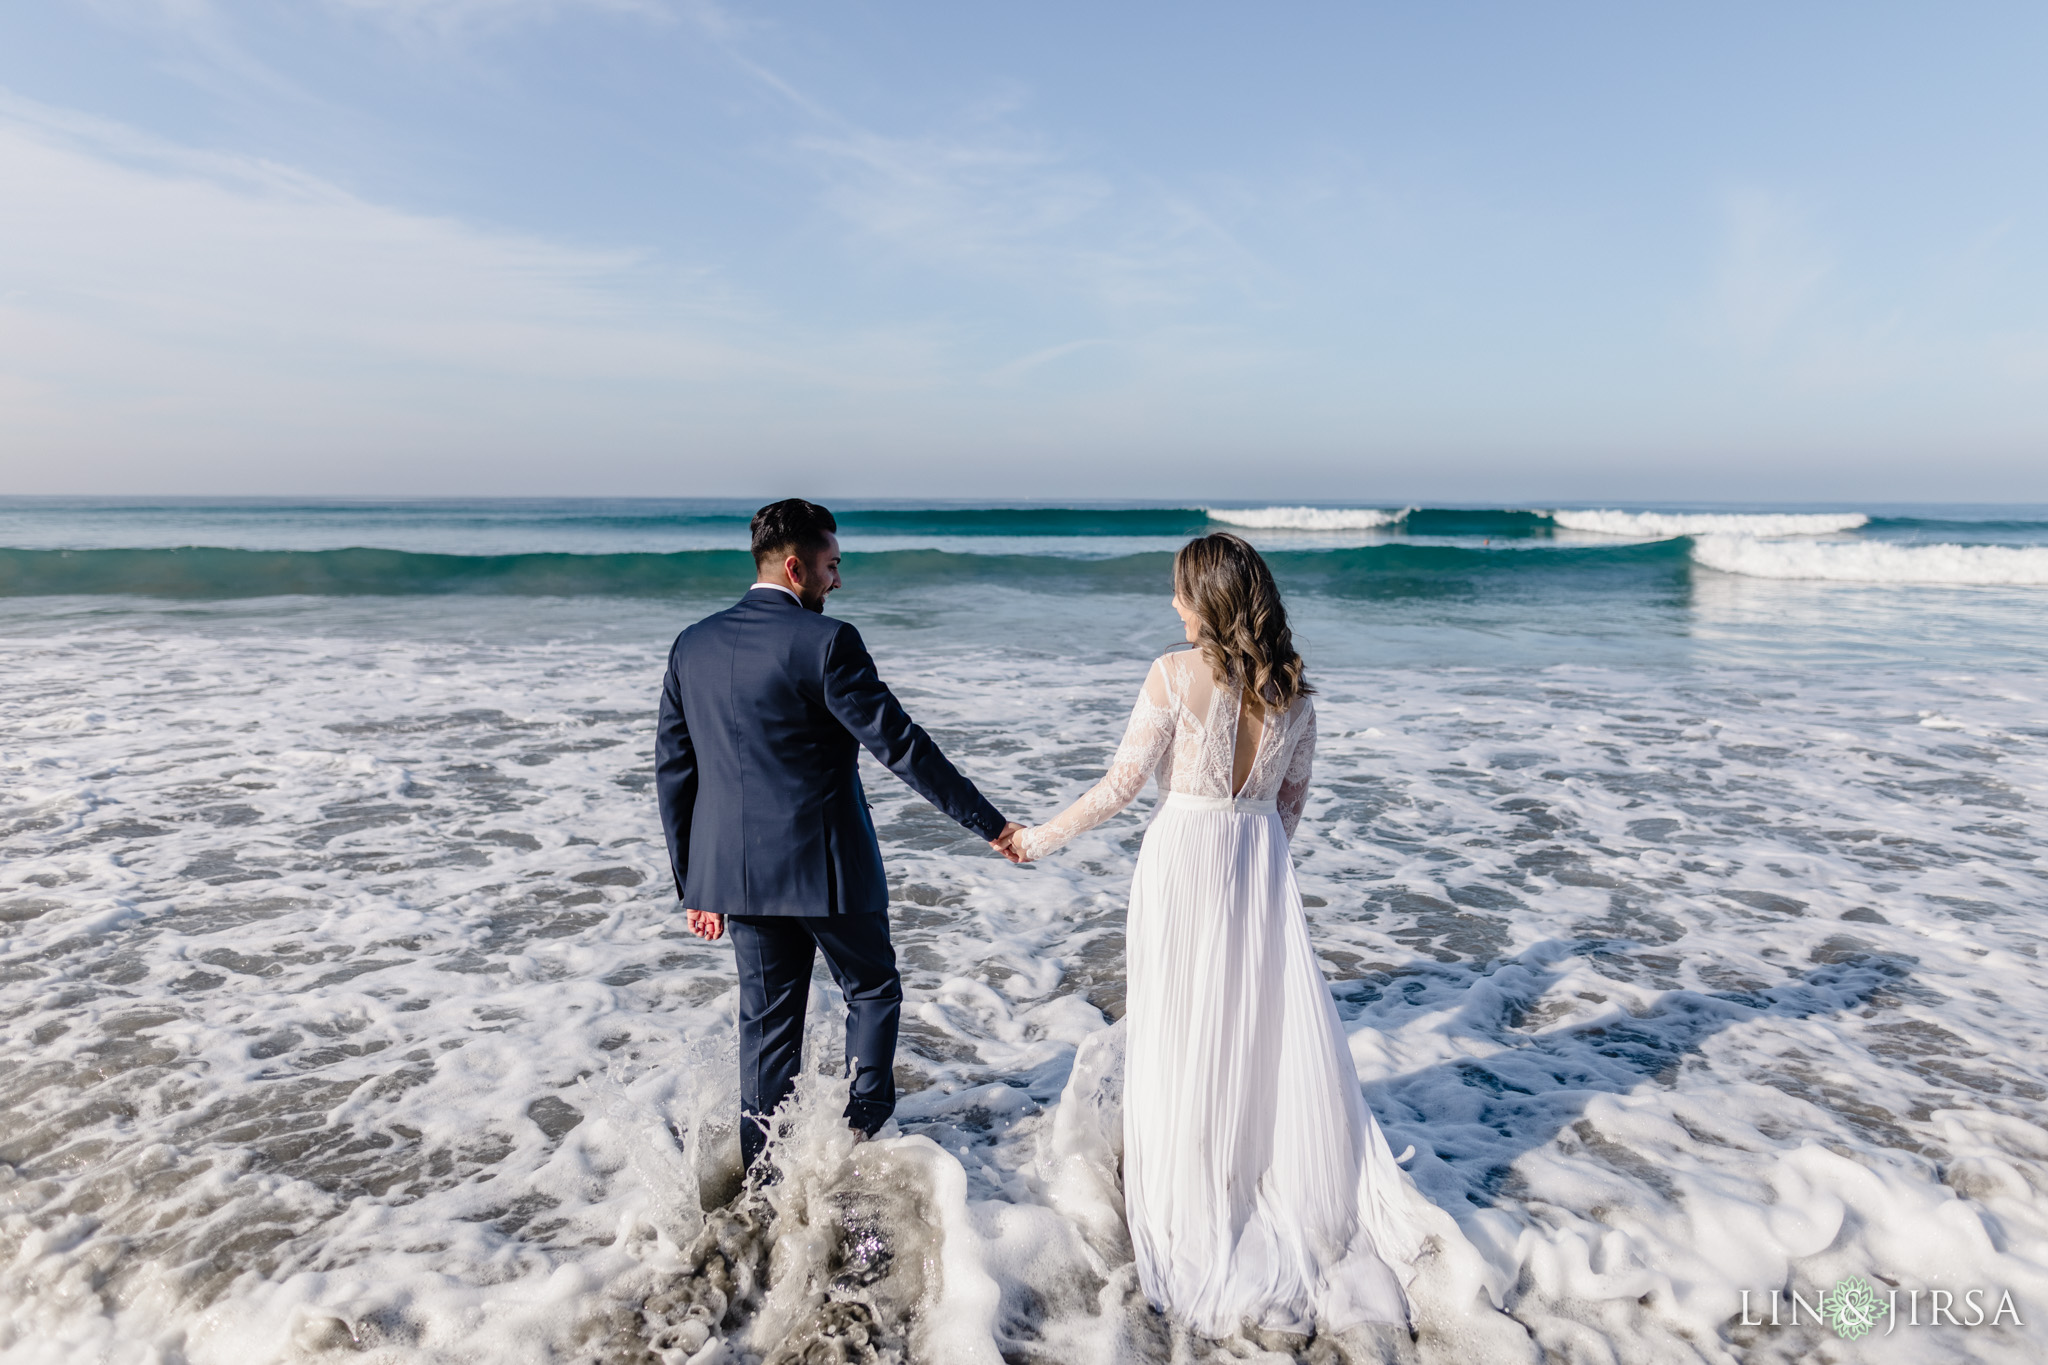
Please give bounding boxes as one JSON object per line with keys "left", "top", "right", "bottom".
{"left": 655, "top": 586, "right": 1007, "bottom": 917}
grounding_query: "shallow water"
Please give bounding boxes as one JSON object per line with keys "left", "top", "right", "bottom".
{"left": 2, "top": 536, "right": 2047, "bottom": 1363}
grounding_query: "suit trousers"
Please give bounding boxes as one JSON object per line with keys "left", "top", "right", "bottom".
{"left": 727, "top": 912, "right": 902, "bottom": 1170}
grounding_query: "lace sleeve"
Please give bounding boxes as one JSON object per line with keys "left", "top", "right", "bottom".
{"left": 1016, "top": 660, "right": 1176, "bottom": 860}
{"left": 1276, "top": 701, "right": 1316, "bottom": 839}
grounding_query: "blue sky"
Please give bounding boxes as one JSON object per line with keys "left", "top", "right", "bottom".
{"left": 1, "top": 2, "right": 2044, "bottom": 500}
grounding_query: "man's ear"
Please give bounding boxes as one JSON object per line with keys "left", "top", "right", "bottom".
{"left": 783, "top": 552, "right": 804, "bottom": 586}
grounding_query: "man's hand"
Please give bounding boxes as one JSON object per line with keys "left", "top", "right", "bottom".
{"left": 685, "top": 908, "right": 725, "bottom": 941}
{"left": 991, "top": 822, "right": 1030, "bottom": 864}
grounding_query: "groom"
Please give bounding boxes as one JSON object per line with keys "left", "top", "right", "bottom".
{"left": 656, "top": 499, "right": 1024, "bottom": 1172}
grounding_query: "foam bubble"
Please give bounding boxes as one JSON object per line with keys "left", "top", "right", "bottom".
{"left": 1204, "top": 506, "right": 1409, "bottom": 531}
{"left": 1554, "top": 510, "right": 1868, "bottom": 538}
{"left": 1693, "top": 534, "right": 2048, "bottom": 584}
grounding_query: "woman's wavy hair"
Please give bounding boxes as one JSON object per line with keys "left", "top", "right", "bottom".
{"left": 1172, "top": 532, "right": 1312, "bottom": 715}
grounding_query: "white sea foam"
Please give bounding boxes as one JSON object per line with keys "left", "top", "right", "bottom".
{"left": 1693, "top": 534, "right": 2048, "bottom": 585}
{"left": 1553, "top": 509, "right": 1869, "bottom": 538}
{"left": 2, "top": 599, "right": 2046, "bottom": 1362}
{"left": 1204, "top": 505, "right": 1408, "bottom": 531}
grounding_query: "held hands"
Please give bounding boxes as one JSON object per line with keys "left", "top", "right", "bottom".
{"left": 991, "top": 821, "right": 1033, "bottom": 864}
{"left": 689, "top": 822, "right": 1029, "bottom": 937}
{"left": 685, "top": 823, "right": 1027, "bottom": 938}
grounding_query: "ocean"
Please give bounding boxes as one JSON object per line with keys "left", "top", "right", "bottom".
{"left": 1, "top": 498, "right": 2045, "bottom": 1364}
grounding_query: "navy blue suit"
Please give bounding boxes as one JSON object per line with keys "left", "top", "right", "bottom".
{"left": 655, "top": 586, "right": 1007, "bottom": 1167}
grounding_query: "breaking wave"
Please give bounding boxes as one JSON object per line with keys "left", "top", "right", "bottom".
{"left": 1555, "top": 510, "right": 1869, "bottom": 538}
{"left": 1691, "top": 535, "right": 2048, "bottom": 585}
{"left": 1203, "top": 506, "right": 1410, "bottom": 531}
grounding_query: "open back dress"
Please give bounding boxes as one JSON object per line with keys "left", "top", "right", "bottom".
{"left": 1017, "top": 647, "right": 1427, "bottom": 1338}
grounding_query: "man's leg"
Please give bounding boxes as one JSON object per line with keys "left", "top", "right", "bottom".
{"left": 727, "top": 915, "right": 816, "bottom": 1171}
{"left": 808, "top": 913, "right": 902, "bottom": 1137}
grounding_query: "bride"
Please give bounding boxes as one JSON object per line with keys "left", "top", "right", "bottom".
{"left": 1012, "top": 532, "right": 1427, "bottom": 1340}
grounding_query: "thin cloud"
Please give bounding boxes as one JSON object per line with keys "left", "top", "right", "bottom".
{"left": 0, "top": 91, "right": 957, "bottom": 486}
{"left": 321, "top": 0, "right": 671, "bottom": 38}
{"left": 800, "top": 123, "right": 1114, "bottom": 268}
{"left": 1692, "top": 186, "right": 2048, "bottom": 396}
{"left": 985, "top": 337, "right": 1116, "bottom": 384}
{"left": 1705, "top": 188, "right": 1833, "bottom": 351}
{"left": 80, "top": 0, "right": 312, "bottom": 101}
{"left": 681, "top": 14, "right": 1278, "bottom": 317}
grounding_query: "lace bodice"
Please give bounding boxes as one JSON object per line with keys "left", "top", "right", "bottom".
{"left": 1016, "top": 648, "right": 1316, "bottom": 859}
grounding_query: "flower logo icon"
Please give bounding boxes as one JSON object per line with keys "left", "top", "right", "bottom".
{"left": 1824, "top": 1275, "right": 1883, "bottom": 1340}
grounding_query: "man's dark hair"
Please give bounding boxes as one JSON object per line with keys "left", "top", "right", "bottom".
{"left": 750, "top": 499, "right": 839, "bottom": 569}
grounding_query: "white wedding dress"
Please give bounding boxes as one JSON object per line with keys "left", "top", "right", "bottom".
{"left": 1018, "top": 648, "right": 1427, "bottom": 1339}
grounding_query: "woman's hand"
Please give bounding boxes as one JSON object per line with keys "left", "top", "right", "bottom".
{"left": 993, "top": 823, "right": 1034, "bottom": 863}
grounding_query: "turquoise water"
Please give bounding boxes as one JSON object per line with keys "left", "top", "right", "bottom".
{"left": 4, "top": 496, "right": 2046, "bottom": 551}
{"left": 2, "top": 498, "right": 2046, "bottom": 674}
